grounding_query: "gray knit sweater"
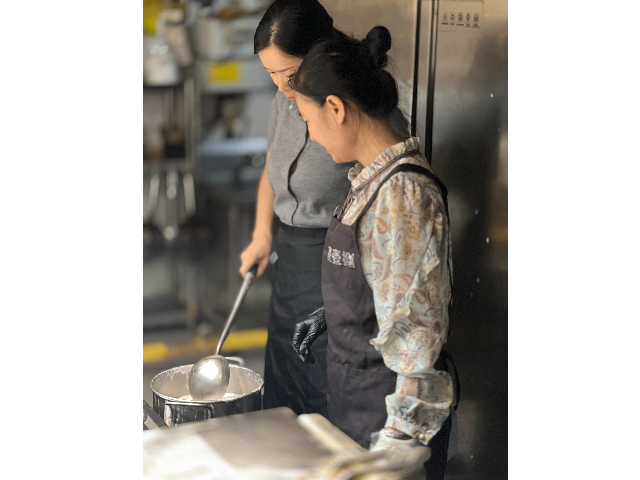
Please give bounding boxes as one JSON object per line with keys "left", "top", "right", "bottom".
{"left": 266, "top": 92, "right": 353, "bottom": 228}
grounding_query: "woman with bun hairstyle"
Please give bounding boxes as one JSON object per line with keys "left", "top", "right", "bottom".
{"left": 289, "top": 26, "right": 457, "bottom": 478}
{"left": 244, "top": 0, "right": 409, "bottom": 418}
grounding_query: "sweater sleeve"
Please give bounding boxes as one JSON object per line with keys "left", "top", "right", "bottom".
{"left": 267, "top": 92, "right": 280, "bottom": 150}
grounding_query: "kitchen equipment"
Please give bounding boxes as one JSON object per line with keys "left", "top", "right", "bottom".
{"left": 143, "top": 407, "right": 334, "bottom": 478}
{"left": 188, "top": 354, "right": 230, "bottom": 401}
{"left": 188, "top": 264, "right": 258, "bottom": 400}
{"left": 196, "top": 57, "right": 273, "bottom": 94}
{"left": 151, "top": 362, "right": 263, "bottom": 426}
{"left": 144, "top": 399, "right": 168, "bottom": 429}
{"left": 192, "top": 13, "right": 262, "bottom": 61}
{"left": 143, "top": 34, "right": 181, "bottom": 86}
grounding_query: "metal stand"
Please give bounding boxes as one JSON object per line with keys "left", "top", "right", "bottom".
{"left": 144, "top": 75, "right": 198, "bottom": 238}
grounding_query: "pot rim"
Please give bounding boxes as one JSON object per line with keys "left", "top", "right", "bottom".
{"left": 150, "top": 363, "right": 263, "bottom": 404}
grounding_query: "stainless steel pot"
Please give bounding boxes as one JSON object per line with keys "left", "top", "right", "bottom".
{"left": 151, "top": 363, "right": 263, "bottom": 426}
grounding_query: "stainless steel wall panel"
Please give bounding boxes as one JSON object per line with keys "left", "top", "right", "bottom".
{"left": 415, "top": 0, "right": 438, "bottom": 156}
{"left": 429, "top": 1, "right": 508, "bottom": 478}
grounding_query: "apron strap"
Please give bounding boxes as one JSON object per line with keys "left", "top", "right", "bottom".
{"left": 355, "top": 162, "right": 449, "bottom": 222}
{"left": 441, "top": 351, "right": 461, "bottom": 411}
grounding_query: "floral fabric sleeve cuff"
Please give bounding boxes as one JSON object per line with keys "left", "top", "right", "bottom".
{"left": 385, "top": 373, "right": 454, "bottom": 444}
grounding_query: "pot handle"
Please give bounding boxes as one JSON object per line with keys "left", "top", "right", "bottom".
{"left": 226, "top": 356, "right": 245, "bottom": 367}
{"left": 164, "top": 400, "right": 216, "bottom": 426}
{"left": 163, "top": 404, "right": 174, "bottom": 427}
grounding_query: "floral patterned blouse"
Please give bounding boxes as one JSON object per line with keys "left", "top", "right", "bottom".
{"left": 340, "top": 137, "right": 454, "bottom": 444}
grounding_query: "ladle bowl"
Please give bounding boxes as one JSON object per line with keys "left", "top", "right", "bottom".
{"left": 188, "top": 355, "right": 230, "bottom": 400}
{"left": 188, "top": 264, "right": 258, "bottom": 401}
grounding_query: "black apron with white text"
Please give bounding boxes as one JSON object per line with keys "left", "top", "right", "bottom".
{"left": 263, "top": 224, "right": 328, "bottom": 416}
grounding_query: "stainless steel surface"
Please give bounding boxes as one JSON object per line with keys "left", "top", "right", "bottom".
{"left": 415, "top": 0, "right": 438, "bottom": 158}
{"left": 144, "top": 399, "right": 168, "bottom": 429}
{"left": 186, "top": 407, "right": 331, "bottom": 470}
{"left": 152, "top": 363, "right": 263, "bottom": 425}
{"left": 143, "top": 405, "right": 431, "bottom": 478}
{"left": 143, "top": 408, "right": 333, "bottom": 479}
{"left": 225, "top": 356, "right": 245, "bottom": 367}
{"left": 216, "top": 264, "right": 258, "bottom": 354}
{"left": 429, "top": 1, "right": 508, "bottom": 478}
{"left": 188, "top": 354, "right": 231, "bottom": 400}
{"left": 143, "top": 348, "right": 267, "bottom": 415}
{"left": 188, "top": 264, "right": 258, "bottom": 400}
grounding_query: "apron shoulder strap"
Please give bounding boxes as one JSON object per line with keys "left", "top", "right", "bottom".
{"left": 355, "top": 162, "right": 448, "bottom": 222}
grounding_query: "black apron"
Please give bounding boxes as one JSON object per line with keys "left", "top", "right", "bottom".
{"left": 321, "top": 158, "right": 457, "bottom": 478}
{"left": 263, "top": 223, "right": 329, "bottom": 417}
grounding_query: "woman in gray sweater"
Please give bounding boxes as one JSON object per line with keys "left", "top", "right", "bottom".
{"left": 239, "top": 0, "right": 352, "bottom": 417}
{"left": 242, "top": 0, "right": 408, "bottom": 418}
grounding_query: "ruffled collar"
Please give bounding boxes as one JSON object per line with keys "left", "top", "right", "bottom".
{"left": 348, "top": 137, "right": 421, "bottom": 186}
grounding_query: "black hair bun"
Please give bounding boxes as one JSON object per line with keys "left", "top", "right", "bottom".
{"left": 362, "top": 26, "right": 392, "bottom": 68}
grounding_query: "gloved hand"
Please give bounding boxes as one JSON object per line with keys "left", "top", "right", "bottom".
{"left": 370, "top": 428, "right": 431, "bottom": 463}
{"left": 292, "top": 306, "right": 326, "bottom": 364}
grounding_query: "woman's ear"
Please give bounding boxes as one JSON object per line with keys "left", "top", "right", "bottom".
{"left": 325, "top": 95, "right": 346, "bottom": 125}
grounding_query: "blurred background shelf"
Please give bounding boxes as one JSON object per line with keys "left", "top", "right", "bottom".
{"left": 143, "top": 2, "right": 276, "bottom": 397}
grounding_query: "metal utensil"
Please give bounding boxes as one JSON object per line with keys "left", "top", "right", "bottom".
{"left": 188, "top": 264, "right": 259, "bottom": 400}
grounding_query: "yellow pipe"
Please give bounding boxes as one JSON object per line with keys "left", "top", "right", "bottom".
{"left": 143, "top": 328, "right": 268, "bottom": 364}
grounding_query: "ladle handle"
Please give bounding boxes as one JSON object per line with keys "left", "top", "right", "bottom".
{"left": 215, "top": 264, "right": 258, "bottom": 355}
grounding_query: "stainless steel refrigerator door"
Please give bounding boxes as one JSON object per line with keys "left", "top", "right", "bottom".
{"left": 427, "top": 1, "right": 508, "bottom": 478}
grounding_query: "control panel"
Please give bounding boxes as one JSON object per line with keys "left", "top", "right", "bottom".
{"left": 439, "top": 0, "right": 484, "bottom": 33}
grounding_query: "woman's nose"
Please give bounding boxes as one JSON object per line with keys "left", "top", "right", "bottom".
{"left": 276, "top": 75, "right": 289, "bottom": 93}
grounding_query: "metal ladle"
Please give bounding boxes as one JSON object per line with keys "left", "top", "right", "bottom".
{"left": 188, "top": 264, "right": 259, "bottom": 401}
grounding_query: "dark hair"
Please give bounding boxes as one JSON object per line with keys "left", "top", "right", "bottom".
{"left": 254, "top": 0, "right": 338, "bottom": 57}
{"left": 289, "top": 26, "right": 400, "bottom": 119}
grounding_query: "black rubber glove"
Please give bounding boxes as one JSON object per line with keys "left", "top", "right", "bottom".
{"left": 292, "top": 306, "right": 327, "bottom": 364}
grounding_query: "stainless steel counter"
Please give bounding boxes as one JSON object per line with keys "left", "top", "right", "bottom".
{"left": 144, "top": 406, "right": 438, "bottom": 480}
{"left": 143, "top": 407, "right": 332, "bottom": 479}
